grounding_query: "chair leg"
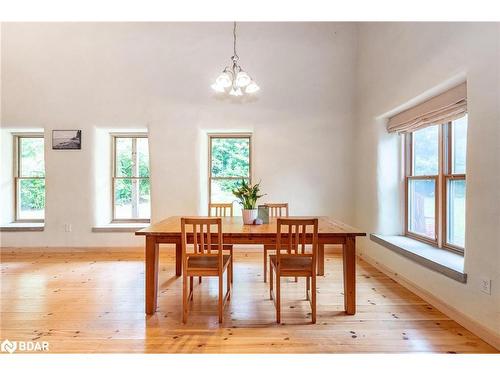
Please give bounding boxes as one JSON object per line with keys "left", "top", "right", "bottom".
{"left": 198, "top": 245, "right": 202, "bottom": 285}
{"left": 276, "top": 272, "right": 281, "bottom": 324}
{"left": 269, "top": 264, "right": 273, "bottom": 300}
{"left": 263, "top": 246, "right": 267, "bottom": 282}
{"left": 182, "top": 272, "right": 188, "bottom": 324}
{"left": 311, "top": 274, "right": 317, "bottom": 324}
{"left": 294, "top": 248, "right": 298, "bottom": 283}
{"left": 306, "top": 276, "right": 310, "bottom": 300}
{"left": 230, "top": 247, "right": 234, "bottom": 284}
{"left": 218, "top": 273, "right": 223, "bottom": 324}
{"left": 190, "top": 276, "right": 194, "bottom": 300}
{"left": 227, "top": 263, "right": 231, "bottom": 301}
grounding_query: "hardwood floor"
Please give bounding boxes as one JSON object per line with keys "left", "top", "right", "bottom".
{"left": 0, "top": 248, "right": 497, "bottom": 353}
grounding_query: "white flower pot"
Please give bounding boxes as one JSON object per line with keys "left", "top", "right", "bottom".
{"left": 242, "top": 209, "right": 258, "bottom": 225}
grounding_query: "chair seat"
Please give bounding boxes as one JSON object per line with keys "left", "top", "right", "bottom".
{"left": 269, "top": 255, "right": 313, "bottom": 271}
{"left": 265, "top": 243, "right": 308, "bottom": 251}
{"left": 188, "top": 254, "right": 231, "bottom": 269}
{"left": 200, "top": 244, "right": 233, "bottom": 251}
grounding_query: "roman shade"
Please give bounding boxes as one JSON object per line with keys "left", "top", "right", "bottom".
{"left": 387, "top": 82, "right": 467, "bottom": 134}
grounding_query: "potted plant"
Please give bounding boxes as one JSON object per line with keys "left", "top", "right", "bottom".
{"left": 232, "top": 179, "right": 265, "bottom": 224}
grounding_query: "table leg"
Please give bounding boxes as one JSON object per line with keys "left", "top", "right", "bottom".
{"left": 343, "top": 236, "right": 356, "bottom": 315}
{"left": 317, "top": 243, "right": 325, "bottom": 276}
{"left": 175, "top": 242, "right": 182, "bottom": 276}
{"left": 145, "top": 236, "right": 159, "bottom": 315}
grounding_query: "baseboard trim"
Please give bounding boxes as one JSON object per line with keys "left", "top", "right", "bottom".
{"left": 0, "top": 246, "right": 147, "bottom": 253}
{"left": 358, "top": 251, "right": 500, "bottom": 350}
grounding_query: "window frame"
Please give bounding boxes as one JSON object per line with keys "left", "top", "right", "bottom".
{"left": 208, "top": 133, "right": 252, "bottom": 207}
{"left": 404, "top": 120, "right": 466, "bottom": 255}
{"left": 442, "top": 122, "right": 466, "bottom": 253}
{"left": 13, "top": 133, "right": 45, "bottom": 223}
{"left": 111, "top": 133, "right": 151, "bottom": 223}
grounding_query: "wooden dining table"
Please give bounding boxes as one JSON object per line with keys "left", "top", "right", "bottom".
{"left": 136, "top": 216, "right": 366, "bottom": 315}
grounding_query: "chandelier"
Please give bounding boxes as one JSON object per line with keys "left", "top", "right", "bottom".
{"left": 211, "top": 22, "right": 260, "bottom": 96}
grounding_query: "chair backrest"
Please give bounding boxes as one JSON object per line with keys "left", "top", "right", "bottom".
{"left": 208, "top": 203, "right": 233, "bottom": 217}
{"left": 275, "top": 218, "right": 318, "bottom": 268}
{"left": 181, "top": 217, "right": 223, "bottom": 268}
{"left": 265, "top": 203, "right": 289, "bottom": 217}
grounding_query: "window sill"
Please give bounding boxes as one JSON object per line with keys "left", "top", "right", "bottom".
{"left": 370, "top": 234, "right": 466, "bottom": 283}
{"left": 92, "top": 223, "right": 148, "bottom": 233}
{"left": 0, "top": 222, "right": 45, "bottom": 232}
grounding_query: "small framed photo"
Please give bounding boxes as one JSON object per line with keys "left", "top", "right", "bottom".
{"left": 52, "top": 130, "right": 82, "bottom": 150}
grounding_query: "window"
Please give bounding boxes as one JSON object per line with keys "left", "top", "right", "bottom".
{"left": 208, "top": 134, "right": 251, "bottom": 206}
{"left": 112, "top": 135, "right": 150, "bottom": 222}
{"left": 405, "top": 115, "right": 467, "bottom": 253}
{"left": 445, "top": 116, "right": 467, "bottom": 249}
{"left": 14, "top": 135, "right": 45, "bottom": 222}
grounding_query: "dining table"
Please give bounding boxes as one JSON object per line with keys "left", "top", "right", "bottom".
{"left": 136, "top": 216, "right": 366, "bottom": 315}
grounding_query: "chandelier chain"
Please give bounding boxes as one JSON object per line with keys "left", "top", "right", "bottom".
{"left": 233, "top": 21, "right": 238, "bottom": 60}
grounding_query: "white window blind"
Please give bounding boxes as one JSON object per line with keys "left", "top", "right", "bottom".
{"left": 387, "top": 82, "right": 467, "bottom": 134}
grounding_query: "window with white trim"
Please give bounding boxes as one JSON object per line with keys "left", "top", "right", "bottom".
{"left": 14, "top": 134, "right": 46, "bottom": 222}
{"left": 112, "top": 135, "right": 150, "bottom": 222}
{"left": 208, "top": 134, "right": 251, "bottom": 207}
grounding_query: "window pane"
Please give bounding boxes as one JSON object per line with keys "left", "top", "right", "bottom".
{"left": 211, "top": 179, "right": 247, "bottom": 207}
{"left": 19, "top": 137, "right": 45, "bottom": 177}
{"left": 211, "top": 138, "right": 250, "bottom": 177}
{"left": 114, "top": 178, "right": 150, "bottom": 219}
{"left": 452, "top": 115, "right": 467, "bottom": 174}
{"left": 139, "top": 178, "right": 151, "bottom": 219}
{"left": 408, "top": 179, "right": 435, "bottom": 239}
{"left": 412, "top": 126, "right": 439, "bottom": 176}
{"left": 447, "top": 179, "right": 466, "bottom": 247}
{"left": 114, "top": 179, "right": 132, "bottom": 218}
{"left": 137, "top": 138, "right": 150, "bottom": 177}
{"left": 18, "top": 178, "right": 45, "bottom": 220}
{"left": 115, "top": 138, "right": 132, "bottom": 177}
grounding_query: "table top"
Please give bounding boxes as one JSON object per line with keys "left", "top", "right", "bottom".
{"left": 136, "top": 216, "right": 366, "bottom": 237}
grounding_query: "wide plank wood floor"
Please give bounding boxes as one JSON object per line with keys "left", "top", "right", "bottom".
{"left": 0, "top": 248, "right": 497, "bottom": 353}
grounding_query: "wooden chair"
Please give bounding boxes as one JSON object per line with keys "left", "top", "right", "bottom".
{"left": 263, "top": 203, "right": 289, "bottom": 282}
{"left": 208, "top": 202, "right": 233, "bottom": 217}
{"left": 208, "top": 203, "right": 234, "bottom": 283}
{"left": 269, "top": 218, "right": 318, "bottom": 324}
{"left": 181, "top": 217, "right": 232, "bottom": 324}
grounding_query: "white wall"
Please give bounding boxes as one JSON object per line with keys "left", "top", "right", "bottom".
{"left": 354, "top": 23, "right": 500, "bottom": 336}
{"left": 0, "top": 131, "right": 14, "bottom": 224}
{"left": 0, "top": 22, "right": 358, "bottom": 247}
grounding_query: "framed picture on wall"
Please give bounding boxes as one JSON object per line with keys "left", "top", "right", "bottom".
{"left": 52, "top": 130, "right": 82, "bottom": 150}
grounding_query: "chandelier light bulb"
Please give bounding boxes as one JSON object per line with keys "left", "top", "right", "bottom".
{"left": 215, "top": 71, "right": 232, "bottom": 88}
{"left": 229, "top": 87, "right": 243, "bottom": 97}
{"left": 235, "top": 71, "right": 251, "bottom": 88}
{"left": 211, "top": 82, "right": 226, "bottom": 93}
{"left": 245, "top": 81, "right": 260, "bottom": 94}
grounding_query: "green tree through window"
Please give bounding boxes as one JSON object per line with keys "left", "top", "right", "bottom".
{"left": 209, "top": 136, "right": 251, "bottom": 206}
{"left": 113, "top": 136, "right": 150, "bottom": 221}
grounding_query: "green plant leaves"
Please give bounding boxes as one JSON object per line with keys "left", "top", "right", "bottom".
{"left": 232, "top": 179, "right": 265, "bottom": 209}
